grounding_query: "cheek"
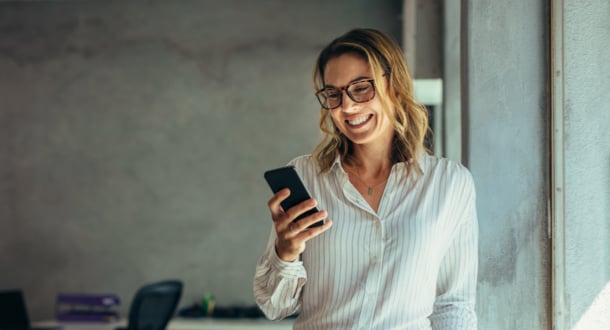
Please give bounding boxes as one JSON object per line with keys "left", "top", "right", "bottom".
{"left": 329, "top": 112, "right": 342, "bottom": 126}
{"left": 324, "top": 111, "right": 339, "bottom": 128}
{"left": 374, "top": 97, "right": 394, "bottom": 121}
{"left": 329, "top": 115, "right": 349, "bottom": 135}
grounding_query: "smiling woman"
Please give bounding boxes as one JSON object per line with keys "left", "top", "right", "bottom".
{"left": 253, "top": 28, "right": 478, "bottom": 330}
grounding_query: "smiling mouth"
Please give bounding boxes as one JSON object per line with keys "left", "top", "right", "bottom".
{"left": 347, "top": 114, "right": 373, "bottom": 126}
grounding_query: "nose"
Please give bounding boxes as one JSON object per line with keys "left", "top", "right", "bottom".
{"left": 339, "top": 90, "right": 358, "bottom": 112}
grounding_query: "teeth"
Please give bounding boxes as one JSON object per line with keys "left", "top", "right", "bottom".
{"left": 348, "top": 115, "right": 369, "bottom": 126}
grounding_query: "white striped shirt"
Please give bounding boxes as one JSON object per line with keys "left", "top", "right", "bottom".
{"left": 254, "top": 153, "right": 478, "bottom": 330}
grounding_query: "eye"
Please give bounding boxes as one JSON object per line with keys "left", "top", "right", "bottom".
{"left": 324, "top": 89, "right": 341, "bottom": 99}
{"left": 351, "top": 83, "right": 371, "bottom": 95}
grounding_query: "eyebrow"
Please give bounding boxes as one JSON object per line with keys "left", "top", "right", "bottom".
{"left": 324, "top": 76, "right": 371, "bottom": 89}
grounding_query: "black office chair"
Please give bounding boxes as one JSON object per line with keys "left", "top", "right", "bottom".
{"left": 117, "top": 280, "right": 183, "bottom": 330}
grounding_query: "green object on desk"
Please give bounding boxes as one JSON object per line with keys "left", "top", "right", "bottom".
{"left": 201, "top": 294, "right": 215, "bottom": 316}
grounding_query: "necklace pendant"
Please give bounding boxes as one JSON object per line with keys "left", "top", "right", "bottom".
{"left": 367, "top": 187, "right": 373, "bottom": 195}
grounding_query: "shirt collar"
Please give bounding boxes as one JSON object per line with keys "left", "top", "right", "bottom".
{"left": 330, "top": 155, "right": 344, "bottom": 173}
{"left": 329, "top": 153, "right": 427, "bottom": 176}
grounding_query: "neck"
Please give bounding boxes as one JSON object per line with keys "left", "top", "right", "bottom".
{"left": 343, "top": 145, "right": 393, "bottom": 197}
{"left": 348, "top": 143, "right": 393, "bottom": 175}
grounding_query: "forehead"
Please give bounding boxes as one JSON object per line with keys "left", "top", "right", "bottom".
{"left": 323, "top": 53, "right": 372, "bottom": 86}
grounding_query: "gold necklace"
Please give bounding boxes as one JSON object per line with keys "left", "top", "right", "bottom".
{"left": 346, "top": 168, "right": 390, "bottom": 196}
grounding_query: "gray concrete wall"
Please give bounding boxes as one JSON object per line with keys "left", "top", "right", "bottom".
{"left": 0, "top": 0, "right": 402, "bottom": 320}
{"left": 463, "top": 1, "right": 551, "bottom": 328}
{"left": 414, "top": 0, "right": 442, "bottom": 79}
{"left": 563, "top": 0, "right": 610, "bottom": 328}
{"left": 442, "top": 0, "right": 461, "bottom": 162}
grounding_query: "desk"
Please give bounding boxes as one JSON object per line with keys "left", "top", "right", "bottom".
{"left": 33, "top": 318, "right": 293, "bottom": 330}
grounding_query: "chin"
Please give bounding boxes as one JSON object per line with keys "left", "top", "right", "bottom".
{"left": 345, "top": 134, "right": 376, "bottom": 145}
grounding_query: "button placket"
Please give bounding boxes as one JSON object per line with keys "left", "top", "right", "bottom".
{"left": 359, "top": 218, "right": 385, "bottom": 328}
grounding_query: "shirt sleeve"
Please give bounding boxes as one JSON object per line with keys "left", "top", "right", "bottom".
{"left": 430, "top": 171, "right": 479, "bottom": 330}
{"left": 253, "top": 226, "right": 308, "bottom": 320}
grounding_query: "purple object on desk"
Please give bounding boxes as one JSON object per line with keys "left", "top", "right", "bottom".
{"left": 56, "top": 293, "right": 121, "bottom": 323}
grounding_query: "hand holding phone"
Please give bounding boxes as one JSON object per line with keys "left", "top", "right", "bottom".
{"left": 264, "top": 166, "right": 326, "bottom": 228}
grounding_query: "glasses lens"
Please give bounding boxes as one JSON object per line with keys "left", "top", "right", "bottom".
{"left": 347, "top": 81, "right": 375, "bottom": 103}
{"left": 316, "top": 80, "right": 375, "bottom": 110}
{"left": 317, "top": 88, "right": 342, "bottom": 109}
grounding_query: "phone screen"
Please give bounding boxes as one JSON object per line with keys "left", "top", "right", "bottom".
{"left": 264, "top": 166, "right": 325, "bottom": 227}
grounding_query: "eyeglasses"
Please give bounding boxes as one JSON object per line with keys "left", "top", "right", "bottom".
{"left": 315, "top": 79, "right": 377, "bottom": 110}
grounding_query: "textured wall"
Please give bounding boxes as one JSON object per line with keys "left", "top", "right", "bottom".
{"left": 413, "top": 0, "right": 442, "bottom": 79}
{"left": 0, "top": 0, "right": 402, "bottom": 320}
{"left": 563, "top": 0, "right": 610, "bottom": 328}
{"left": 442, "top": 0, "right": 461, "bottom": 162}
{"left": 463, "top": 1, "right": 551, "bottom": 328}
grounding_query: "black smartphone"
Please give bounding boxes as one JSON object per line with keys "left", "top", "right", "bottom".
{"left": 264, "top": 166, "right": 325, "bottom": 228}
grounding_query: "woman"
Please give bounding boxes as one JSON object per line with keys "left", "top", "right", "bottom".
{"left": 254, "top": 28, "right": 478, "bottom": 329}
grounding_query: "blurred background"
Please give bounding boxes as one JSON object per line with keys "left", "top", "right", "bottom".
{"left": 1, "top": 1, "right": 608, "bottom": 329}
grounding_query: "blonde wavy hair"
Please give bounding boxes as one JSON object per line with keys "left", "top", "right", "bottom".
{"left": 312, "top": 28, "right": 430, "bottom": 174}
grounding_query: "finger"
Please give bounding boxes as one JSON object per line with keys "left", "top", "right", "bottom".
{"left": 298, "top": 210, "right": 328, "bottom": 230}
{"left": 283, "top": 198, "right": 318, "bottom": 221}
{"left": 295, "top": 219, "right": 333, "bottom": 242}
{"left": 288, "top": 222, "right": 298, "bottom": 236}
{"left": 268, "top": 188, "right": 291, "bottom": 219}
{"left": 289, "top": 209, "right": 328, "bottom": 233}
{"left": 278, "top": 222, "right": 300, "bottom": 242}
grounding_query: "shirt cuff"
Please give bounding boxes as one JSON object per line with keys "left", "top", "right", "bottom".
{"left": 269, "top": 249, "right": 307, "bottom": 279}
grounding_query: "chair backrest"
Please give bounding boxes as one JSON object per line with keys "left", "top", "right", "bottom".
{"left": 126, "top": 280, "right": 183, "bottom": 330}
{"left": 0, "top": 289, "right": 31, "bottom": 329}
